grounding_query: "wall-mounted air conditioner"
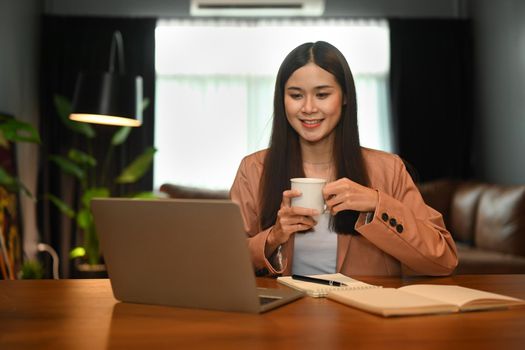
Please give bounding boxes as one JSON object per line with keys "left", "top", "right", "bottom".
{"left": 190, "top": 0, "right": 325, "bottom": 17}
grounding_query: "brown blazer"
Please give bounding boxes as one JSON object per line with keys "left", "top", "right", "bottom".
{"left": 230, "top": 148, "right": 458, "bottom": 276}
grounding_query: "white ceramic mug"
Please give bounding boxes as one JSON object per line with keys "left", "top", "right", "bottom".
{"left": 290, "top": 178, "right": 327, "bottom": 219}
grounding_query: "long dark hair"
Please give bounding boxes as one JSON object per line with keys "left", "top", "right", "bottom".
{"left": 259, "top": 41, "right": 369, "bottom": 234}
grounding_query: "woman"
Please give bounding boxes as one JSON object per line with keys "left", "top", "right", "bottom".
{"left": 230, "top": 41, "right": 457, "bottom": 276}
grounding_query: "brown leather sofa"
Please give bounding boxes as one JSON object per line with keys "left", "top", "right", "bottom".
{"left": 159, "top": 183, "right": 229, "bottom": 200}
{"left": 418, "top": 179, "right": 525, "bottom": 274}
{"left": 160, "top": 180, "right": 525, "bottom": 274}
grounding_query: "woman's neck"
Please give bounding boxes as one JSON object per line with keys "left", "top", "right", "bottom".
{"left": 300, "top": 135, "right": 334, "bottom": 165}
{"left": 302, "top": 158, "right": 335, "bottom": 181}
{"left": 300, "top": 136, "right": 336, "bottom": 180}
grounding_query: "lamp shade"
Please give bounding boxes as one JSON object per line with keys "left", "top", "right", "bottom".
{"left": 69, "top": 72, "right": 143, "bottom": 127}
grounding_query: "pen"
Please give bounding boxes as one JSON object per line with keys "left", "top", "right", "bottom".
{"left": 292, "top": 274, "right": 347, "bottom": 287}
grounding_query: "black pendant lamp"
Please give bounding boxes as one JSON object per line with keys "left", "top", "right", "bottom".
{"left": 69, "top": 31, "right": 143, "bottom": 127}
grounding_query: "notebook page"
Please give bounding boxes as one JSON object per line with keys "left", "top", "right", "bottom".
{"left": 277, "top": 273, "right": 380, "bottom": 297}
{"left": 398, "top": 285, "right": 525, "bottom": 310}
{"left": 327, "top": 288, "right": 459, "bottom": 317}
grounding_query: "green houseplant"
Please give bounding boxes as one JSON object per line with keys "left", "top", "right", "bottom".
{"left": 0, "top": 113, "right": 41, "bottom": 195}
{"left": 48, "top": 95, "right": 156, "bottom": 267}
{"left": 0, "top": 112, "right": 42, "bottom": 279}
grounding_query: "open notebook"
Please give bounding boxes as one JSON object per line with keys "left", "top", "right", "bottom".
{"left": 327, "top": 284, "right": 525, "bottom": 317}
{"left": 277, "top": 273, "right": 381, "bottom": 297}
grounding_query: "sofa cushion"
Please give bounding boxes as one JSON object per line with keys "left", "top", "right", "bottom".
{"left": 456, "top": 243, "right": 525, "bottom": 274}
{"left": 417, "top": 179, "right": 458, "bottom": 232}
{"left": 475, "top": 184, "right": 525, "bottom": 256}
{"left": 449, "top": 182, "right": 487, "bottom": 244}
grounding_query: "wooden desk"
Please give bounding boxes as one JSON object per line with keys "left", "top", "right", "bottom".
{"left": 1, "top": 275, "right": 524, "bottom": 349}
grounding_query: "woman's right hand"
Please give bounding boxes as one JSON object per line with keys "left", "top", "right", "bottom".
{"left": 265, "top": 189, "right": 319, "bottom": 258}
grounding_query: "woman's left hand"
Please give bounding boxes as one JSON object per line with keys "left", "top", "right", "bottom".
{"left": 323, "top": 177, "right": 378, "bottom": 215}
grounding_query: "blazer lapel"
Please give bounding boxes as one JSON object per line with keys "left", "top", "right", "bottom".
{"left": 336, "top": 234, "right": 352, "bottom": 272}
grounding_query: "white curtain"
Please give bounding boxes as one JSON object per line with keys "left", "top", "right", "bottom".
{"left": 155, "top": 19, "right": 391, "bottom": 190}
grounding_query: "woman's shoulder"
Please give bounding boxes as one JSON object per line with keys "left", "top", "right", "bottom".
{"left": 240, "top": 149, "right": 267, "bottom": 167}
{"left": 237, "top": 149, "right": 268, "bottom": 177}
{"left": 361, "top": 147, "right": 403, "bottom": 166}
{"left": 360, "top": 147, "right": 407, "bottom": 187}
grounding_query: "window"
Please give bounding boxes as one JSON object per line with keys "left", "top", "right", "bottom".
{"left": 155, "top": 19, "right": 391, "bottom": 190}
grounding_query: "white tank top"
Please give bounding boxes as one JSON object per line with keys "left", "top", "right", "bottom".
{"left": 292, "top": 212, "right": 337, "bottom": 275}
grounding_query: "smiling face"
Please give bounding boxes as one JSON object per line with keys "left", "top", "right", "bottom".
{"left": 284, "top": 62, "right": 344, "bottom": 148}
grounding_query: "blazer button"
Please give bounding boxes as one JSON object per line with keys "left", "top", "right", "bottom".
{"left": 389, "top": 218, "right": 397, "bottom": 227}
{"left": 381, "top": 213, "right": 389, "bottom": 221}
{"left": 396, "top": 224, "right": 404, "bottom": 233}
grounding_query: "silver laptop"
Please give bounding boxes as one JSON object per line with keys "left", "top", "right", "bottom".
{"left": 91, "top": 198, "right": 303, "bottom": 313}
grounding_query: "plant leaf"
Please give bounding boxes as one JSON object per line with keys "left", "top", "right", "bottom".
{"left": 81, "top": 187, "right": 110, "bottom": 209}
{"left": 53, "top": 94, "right": 96, "bottom": 138}
{"left": 18, "top": 181, "right": 33, "bottom": 198}
{"left": 20, "top": 260, "right": 44, "bottom": 279}
{"left": 68, "top": 149, "right": 97, "bottom": 167}
{"left": 0, "top": 131, "right": 9, "bottom": 148}
{"left": 0, "top": 166, "right": 16, "bottom": 187}
{"left": 115, "top": 147, "right": 157, "bottom": 184}
{"left": 76, "top": 208, "right": 92, "bottom": 231}
{"left": 69, "top": 246, "right": 86, "bottom": 259}
{"left": 111, "top": 126, "right": 132, "bottom": 146}
{"left": 0, "top": 118, "right": 41, "bottom": 144}
{"left": 0, "top": 167, "right": 33, "bottom": 197}
{"left": 142, "top": 97, "right": 150, "bottom": 112}
{"left": 49, "top": 155, "right": 85, "bottom": 180}
{"left": 47, "top": 194, "right": 75, "bottom": 218}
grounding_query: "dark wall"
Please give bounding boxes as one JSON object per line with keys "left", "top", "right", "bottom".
{"left": 390, "top": 19, "right": 474, "bottom": 182}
